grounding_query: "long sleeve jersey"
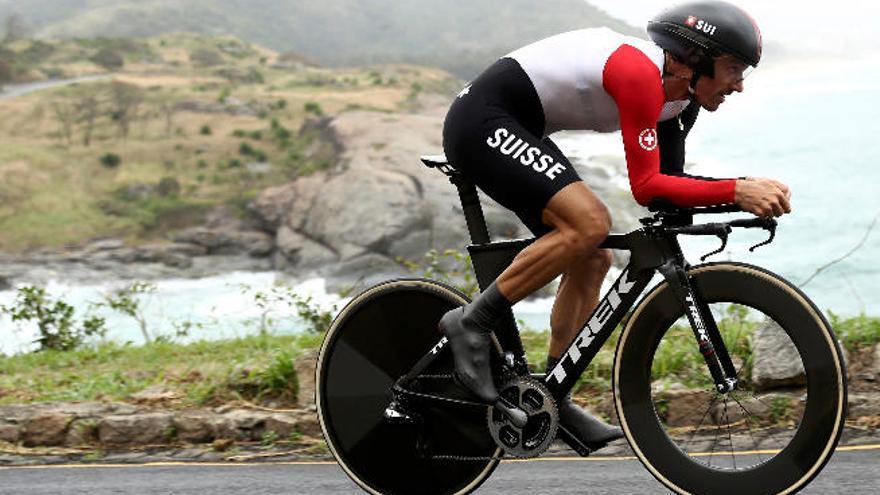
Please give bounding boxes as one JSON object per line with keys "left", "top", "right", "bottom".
{"left": 507, "top": 28, "right": 736, "bottom": 207}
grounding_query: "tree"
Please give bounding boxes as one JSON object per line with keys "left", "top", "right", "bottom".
{"left": 109, "top": 82, "right": 143, "bottom": 141}
{"left": 101, "top": 282, "right": 155, "bottom": 343}
{"left": 51, "top": 100, "right": 76, "bottom": 146}
{"left": 159, "top": 101, "right": 177, "bottom": 138}
{"left": 75, "top": 94, "right": 100, "bottom": 146}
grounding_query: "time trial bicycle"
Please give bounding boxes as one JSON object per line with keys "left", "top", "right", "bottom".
{"left": 316, "top": 154, "right": 847, "bottom": 495}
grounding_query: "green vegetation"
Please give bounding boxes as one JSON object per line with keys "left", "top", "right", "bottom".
{"left": 398, "top": 248, "right": 480, "bottom": 299}
{"left": 829, "top": 311, "right": 880, "bottom": 351}
{"left": 0, "top": 268, "right": 876, "bottom": 411}
{"left": 0, "top": 332, "right": 321, "bottom": 407}
{"left": 0, "top": 286, "right": 107, "bottom": 352}
{"left": 0, "top": 32, "right": 455, "bottom": 250}
{"left": 99, "top": 153, "right": 122, "bottom": 169}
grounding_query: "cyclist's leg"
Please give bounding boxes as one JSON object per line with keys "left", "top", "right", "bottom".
{"left": 441, "top": 56, "right": 609, "bottom": 402}
{"left": 495, "top": 181, "right": 611, "bottom": 302}
{"left": 548, "top": 248, "right": 613, "bottom": 358}
{"left": 543, "top": 249, "right": 623, "bottom": 450}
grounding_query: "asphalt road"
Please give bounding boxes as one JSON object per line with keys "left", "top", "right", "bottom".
{"left": 1, "top": 446, "right": 877, "bottom": 494}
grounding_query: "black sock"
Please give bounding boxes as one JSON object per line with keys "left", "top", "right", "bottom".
{"left": 463, "top": 281, "right": 511, "bottom": 333}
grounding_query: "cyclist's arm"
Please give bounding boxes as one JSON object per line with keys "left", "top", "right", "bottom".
{"left": 658, "top": 99, "right": 696, "bottom": 174}
{"left": 603, "top": 45, "right": 737, "bottom": 207}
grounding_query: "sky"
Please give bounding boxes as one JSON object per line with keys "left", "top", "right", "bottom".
{"left": 586, "top": 0, "right": 880, "bottom": 60}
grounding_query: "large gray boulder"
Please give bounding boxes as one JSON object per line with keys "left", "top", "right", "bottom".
{"left": 751, "top": 319, "right": 806, "bottom": 390}
{"left": 251, "top": 104, "right": 527, "bottom": 284}
{"left": 249, "top": 99, "right": 651, "bottom": 286}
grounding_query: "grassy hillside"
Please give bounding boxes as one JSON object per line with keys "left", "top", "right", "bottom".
{"left": 0, "top": 34, "right": 460, "bottom": 250}
{"left": 0, "top": 0, "right": 642, "bottom": 77}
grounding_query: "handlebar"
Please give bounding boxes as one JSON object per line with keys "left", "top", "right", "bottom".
{"left": 647, "top": 199, "right": 743, "bottom": 216}
{"left": 665, "top": 216, "right": 777, "bottom": 261}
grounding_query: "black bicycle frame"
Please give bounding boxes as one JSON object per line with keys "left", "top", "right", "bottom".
{"left": 402, "top": 162, "right": 746, "bottom": 407}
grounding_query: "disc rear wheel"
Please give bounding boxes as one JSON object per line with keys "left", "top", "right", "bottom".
{"left": 316, "top": 279, "right": 500, "bottom": 495}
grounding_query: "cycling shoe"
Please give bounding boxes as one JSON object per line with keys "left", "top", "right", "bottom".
{"left": 558, "top": 395, "right": 624, "bottom": 451}
{"left": 439, "top": 307, "right": 498, "bottom": 404}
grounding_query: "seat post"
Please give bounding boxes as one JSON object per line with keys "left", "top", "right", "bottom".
{"left": 449, "top": 173, "right": 491, "bottom": 245}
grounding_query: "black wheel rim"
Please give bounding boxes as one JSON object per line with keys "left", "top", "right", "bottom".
{"left": 618, "top": 266, "right": 845, "bottom": 495}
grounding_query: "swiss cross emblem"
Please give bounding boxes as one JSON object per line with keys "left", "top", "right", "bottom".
{"left": 686, "top": 15, "right": 697, "bottom": 26}
{"left": 639, "top": 128, "right": 658, "bottom": 151}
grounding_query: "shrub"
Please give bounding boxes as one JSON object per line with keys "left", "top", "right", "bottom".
{"left": 829, "top": 312, "right": 880, "bottom": 351}
{"left": 200, "top": 125, "right": 212, "bottom": 136}
{"left": 156, "top": 177, "right": 181, "bottom": 197}
{"left": 218, "top": 87, "right": 231, "bottom": 104}
{"left": 100, "top": 153, "right": 122, "bottom": 169}
{"left": 399, "top": 249, "right": 479, "bottom": 298}
{"left": 1, "top": 286, "right": 107, "bottom": 352}
{"left": 303, "top": 101, "right": 323, "bottom": 116}
{"left": 90, "top": 49, "right": 124, "bottom": 70}
{"left": 239, "top": 142, "right": 255, "bottom": 156}
{"left": 189, "top": 48, "right": 224, "bottom": 68}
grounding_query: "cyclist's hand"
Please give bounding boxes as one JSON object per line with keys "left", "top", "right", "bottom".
{"left": 734, "top": 177, "right": 791, "bottom": 217}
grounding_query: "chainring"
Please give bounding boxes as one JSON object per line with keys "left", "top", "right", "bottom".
{"left": 487, "top": 375, "right": 558, "bottom": 458}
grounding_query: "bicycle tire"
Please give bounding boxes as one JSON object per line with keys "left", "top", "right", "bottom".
{"left": 316, "top": 279, "right": 501, "bottom": 495}
{"left": 614, "top": 262, "right": 847, "bottom": 495}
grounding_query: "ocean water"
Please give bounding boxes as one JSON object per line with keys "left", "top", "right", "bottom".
{"left": 1, "top": 59, "right": 876, "bottom": 354}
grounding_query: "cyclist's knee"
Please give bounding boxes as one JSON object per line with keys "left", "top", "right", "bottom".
{"left": 559, "top": 218, "right": 610, "bottom": 256}
{"left": 591, "top": 248, "right": 614, "bottom": 272}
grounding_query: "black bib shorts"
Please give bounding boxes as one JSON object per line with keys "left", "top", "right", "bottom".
{"left": 442, "top": 57, "right": 582, "bottom": 237}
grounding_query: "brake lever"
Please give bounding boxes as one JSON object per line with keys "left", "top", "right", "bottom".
{"left": 748, "top": 218, "right": 777, "bottom": 252}
{"left": 700, "top": 230, "right": 730, "bottom": 262}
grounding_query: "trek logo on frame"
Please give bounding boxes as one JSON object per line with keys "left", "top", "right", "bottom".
{"left": 547, "top": 269, "right": 637, "bottom": 385}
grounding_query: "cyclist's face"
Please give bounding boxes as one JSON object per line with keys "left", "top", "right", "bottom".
{"left": 694, "top": 56, "right": 749, "bottom": 111}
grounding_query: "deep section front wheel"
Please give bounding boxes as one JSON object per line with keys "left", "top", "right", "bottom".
{"left": 614, "top": 263, "right": 847, "bottom": 495}
{"left": 316, "top": 279, "right": 501, "bottom": 495}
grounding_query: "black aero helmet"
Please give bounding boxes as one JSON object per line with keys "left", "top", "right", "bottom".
{"left": 648, "top": 1, "right": 762, "bottom": 79}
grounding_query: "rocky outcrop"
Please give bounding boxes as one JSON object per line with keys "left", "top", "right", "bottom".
{"left": 751, "top": 319, "right": 807, "bottom": 390}
{"left": 248, "top": 102, "right": 648, "bottom": 289}
{"left": 0, "top": 101, "right": 646, "bottom": 289}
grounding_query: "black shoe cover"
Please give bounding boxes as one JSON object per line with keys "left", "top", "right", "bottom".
{"left": 558, "top": 395, "right": 624, "bottom": 451}
{"left": 439, "top": 307, "right": 498, "bottom": 404}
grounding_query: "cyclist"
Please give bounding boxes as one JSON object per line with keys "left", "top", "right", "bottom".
{"left": 439, "top": 0, "right": 791, "bottom": 452}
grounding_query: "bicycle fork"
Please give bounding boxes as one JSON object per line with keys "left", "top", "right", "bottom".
{"left": 658, "top": 260, "right": 739, "bottom": 394}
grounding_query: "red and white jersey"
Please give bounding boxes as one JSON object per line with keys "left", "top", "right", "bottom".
{"left": 507, "top": 27, "right": 736, "bottom": 206}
